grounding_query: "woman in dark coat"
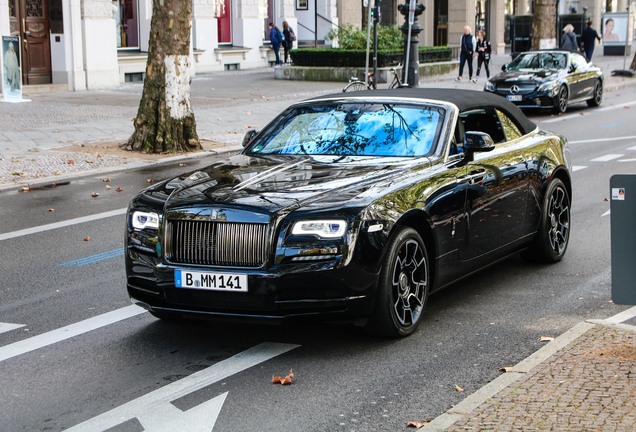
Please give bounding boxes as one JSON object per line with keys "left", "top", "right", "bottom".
{"left": 282, "top": 21, "right": 295, "bottom": 64}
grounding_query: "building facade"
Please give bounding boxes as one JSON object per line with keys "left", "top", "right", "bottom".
{"left": 0, "top": 0, "right": 627, "bottom": 91}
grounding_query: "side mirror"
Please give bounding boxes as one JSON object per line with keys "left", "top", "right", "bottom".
{"left": 242, "top": 129, "right": 259, "bottom": 148}
{"left": 464, "top": 131, "right": 496, "bottom": 153}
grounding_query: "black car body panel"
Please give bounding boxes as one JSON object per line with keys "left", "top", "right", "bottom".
{"left": 484, "top": 50, "right": 603, "bottom": 111}
{"left": 125, "top": 88, "right": 572, "bottom": 333}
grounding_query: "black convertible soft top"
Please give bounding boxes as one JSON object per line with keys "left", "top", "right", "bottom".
{"left": 307, "top": 87, "right": 538, "bottom": 136}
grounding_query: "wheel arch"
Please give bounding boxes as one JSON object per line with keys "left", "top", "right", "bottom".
{"left": 391, "top": 210, "right": 438, "bottom": 286}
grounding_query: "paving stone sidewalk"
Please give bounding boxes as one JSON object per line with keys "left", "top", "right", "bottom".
{"left": 421, "top": 313, "right": 636, "bottom": 432}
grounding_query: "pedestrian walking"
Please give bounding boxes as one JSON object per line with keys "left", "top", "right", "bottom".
{"left": 475, "top": 29, "right": 491, "bottom": 80}
{"left": 455, "top": 25, "right": 476, "bottom": 83}
{"left": 268, "top": 22, "right": 283, "bottom": 66}
{"left": 282, "top": 21, "right": 296, "bottom": 64}
{"left": 581, "top": 20, "right": 602, "bottom": 61}
{"left": 560, "top": 24, "right": 579, "bottom": 53}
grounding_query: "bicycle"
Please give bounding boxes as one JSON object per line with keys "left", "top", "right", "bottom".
{"left": 342, "top": 65, "right": 406, "bottom": 92}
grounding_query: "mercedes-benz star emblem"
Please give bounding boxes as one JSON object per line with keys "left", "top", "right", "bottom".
{"left": 510, "top": 85, "right": 520, "bottom": 94}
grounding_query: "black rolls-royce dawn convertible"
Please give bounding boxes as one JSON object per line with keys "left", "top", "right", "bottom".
{"left": 125, "top": 88, "right": 572, "bottom": 338}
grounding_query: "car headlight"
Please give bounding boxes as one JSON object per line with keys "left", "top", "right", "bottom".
{"left": 132, "top": 211, "right": 160, "bottom": 230}
{"left": 291, "top": 220, "right": 347, "bottom": 239}
{"left": 484, "top": 81, "right": 495, "bottom": 92}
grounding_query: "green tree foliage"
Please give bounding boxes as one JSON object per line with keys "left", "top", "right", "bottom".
{"left": 326, "top": 24, "right": 404, "bottom": 51}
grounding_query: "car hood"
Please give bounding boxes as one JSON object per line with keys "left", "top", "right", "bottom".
{"left": 147, "top": 154, "right": 428, "bottom": 215}
{"left": 492, "top": 69, "right": 563, "bottom": 84}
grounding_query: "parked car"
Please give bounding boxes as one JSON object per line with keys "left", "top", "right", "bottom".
{"left": 484, "top": 50, "right": 603, "bottom": 114}
{"left": 125, "top": 88, "right": 572, "bottom": 338}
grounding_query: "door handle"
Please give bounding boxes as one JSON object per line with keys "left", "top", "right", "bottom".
{"left": 458, "top": 169, "right": 487, "bottom": 184}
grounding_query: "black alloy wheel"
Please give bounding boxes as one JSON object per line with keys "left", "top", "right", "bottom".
{"left": 586, "top": 80, "right": 603, "bottom": 107}
{"left": 366, "top": 227, "right": 429, "bottom": 338}
{"left": 553, "top": 86, "right": 569, "bottom": 114}
{"left": 523, "top": 178, "right": 570, "bottom": 263}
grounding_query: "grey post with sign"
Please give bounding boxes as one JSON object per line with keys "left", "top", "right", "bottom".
{"left": 610, "top": 175, "right": 636, "bottom": 305}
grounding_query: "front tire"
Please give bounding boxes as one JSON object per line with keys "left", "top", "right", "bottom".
{"left": 523, "top": 178, "right": 570, "bottom": 263}
{"left": 586, "top": 80, "right": 603, "bottom": 107}
{"left": 366, "top": 227, "right": 430, "bottom": 338}
{"left": 553, "top": 85, "right": 569, "bottom": 114}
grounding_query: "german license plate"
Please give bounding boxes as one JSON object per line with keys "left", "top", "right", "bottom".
{"left": 175, "top": 270, "right": 248, "bottom": 292}
{"left": 507, "top": 95, "right": 523, "bottom": 102}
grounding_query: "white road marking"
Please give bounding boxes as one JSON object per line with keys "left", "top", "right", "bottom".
{"left": 0, "top": 322, "right": 26, "bottom": 334}
{"left": 602, "top": 210, "right": 611, "bottom": 217}
{"left": 0, "top": 208, "right": 127, "bottom": 242}
{"left": 0, "top": 305, "right": 145, "bottom": 362}
{"left": 572, "top": 165, "right": 587, "bottom": 172}
{"left": 590, "top": 154, "right": 624, "bottom": 162}
{"left": 542, "top": 100, "right": 636, "bottom": 124}
{"left": 628, "top": 146, "right": 636, "bottom": 151}
{"left": 602, "top": 305, "right": 636, "bottom": 325}
{"left": 569, "top": 135, "right": 636, "bottom": 145}
{"left": 65, "top": 342, "right": 300, "bottom": 432}
{"left": 618, "top": 158, "right": 636, "bottom": 162}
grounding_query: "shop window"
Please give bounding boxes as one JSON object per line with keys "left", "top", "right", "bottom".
{"left": 215, "top": 0, "right": 232, "bottom": 45}
{"left": 113, "top": 0, "right": 139, "bottom": 49}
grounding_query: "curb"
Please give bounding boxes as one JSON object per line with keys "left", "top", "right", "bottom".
{"left": 0, "top": 145, "right": 243, "bottom": 194}
{"left": 420, "top": 305, "right": 636, "bottom": 431}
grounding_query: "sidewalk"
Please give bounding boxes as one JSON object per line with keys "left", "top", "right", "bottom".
{"left": 1, "top": 53, "right": 635, "bottom": 431}
{"left": 1, "top": 52, "right": 634, "bottom": 192}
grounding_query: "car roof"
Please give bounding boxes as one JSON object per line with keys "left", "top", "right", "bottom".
{"left": 305, "top": 88, "right": 537, "bottom": 135}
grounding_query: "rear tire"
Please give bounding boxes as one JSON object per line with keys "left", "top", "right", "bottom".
{"left": 522, "top": 178, "right": 570, "bottom": 263}
{"left": 343, "top": 81, "right": 368, "bottom": 92}
{"left": 553, "top": 86, "right": 569, "bottom": 114}
{"left": 586, "top": 80, "right": 603, "bottom": 107}
{"left": 365, "top": 227, "right": 429, "bottom": 338}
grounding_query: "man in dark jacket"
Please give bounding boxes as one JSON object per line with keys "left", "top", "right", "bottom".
{"left": 581, "top": 20, "right": 602, "bottom": 61}
{"left": 455, "top": 26, "right": 476, "bottom": 83}
{"left": 269, "top": 23, "right": 282, "bottom": 66}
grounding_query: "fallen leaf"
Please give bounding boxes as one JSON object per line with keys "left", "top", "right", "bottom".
{"left": 116, "top": 187, "right": 123, "bottom": 192}
{"left": 147, "top": 178, "right": 155, "bottom": 184}
{"left": 83, "top": 236, "right": 90, "bottom": 242}
{"left": 67, "top": 159, "right": 75, "bottom": 165}
{"left": 272, "top": 369, "right": 294, "bottom": 385}
{"left": 91, "top": 192, "right": 100, "bottom": 198}
{"left": 105, "top": 185, "right": 111, "bottom": 190}
{"left": 604, "top": 197, "right": 609, "bottom": 201}
{"left": 48, "top": 208, "right": 54, "bottom": 212}
{"left": 539, "top": 336, "right": 555, "bottom": 342}
{"left": 11, "top": 171, "right": 24, "bottom": 176}
{"left": 102, "top": 177, "right": 111, "bottom": 182}
{"left": 455, "top": 384, "right": 464, "bottom": 392}
{"left": 405, "top": 421, "right": 428, "bottom": 429}
{"left": 22, "top": 186, "right": 30, "bottom": 192}
{"left": 499, "top": 366, "right": 514, "bottom": 373}
{"left": 179, "top": 163, "right": 186, "bottom": 167}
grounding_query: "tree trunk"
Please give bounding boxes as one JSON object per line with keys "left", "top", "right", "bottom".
{"left": 125, "top": 0, "right": 201, "bottom": 153}
{"left": 531, "top": 0, "right": 557, "bottom": 51}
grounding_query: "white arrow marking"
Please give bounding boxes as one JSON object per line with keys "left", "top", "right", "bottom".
{"left": 0, "top": 322, "right": 26, "bottom": 334}
{"left": 65, "top": 342, "right": 299, "bottom": 432}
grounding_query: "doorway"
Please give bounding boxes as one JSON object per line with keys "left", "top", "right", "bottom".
{"left": 7, "top": 0, "right": 52, "bottom": 85}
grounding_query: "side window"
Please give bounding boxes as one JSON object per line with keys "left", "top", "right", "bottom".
{"left": 571, "top": 53, "right": 586, "bottom": 71}
{"left": 496, "top": 109, "right": 523, "bottom": 141}
{"left": 459, "top": 107, "right": 506, "bottom": 143}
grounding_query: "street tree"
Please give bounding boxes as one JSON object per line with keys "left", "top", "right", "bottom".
{"left": 531, "top": 0, "right": 557, "bottom": 50}
{"left": 125, "top": 0, "right": 202, "bottom": 153}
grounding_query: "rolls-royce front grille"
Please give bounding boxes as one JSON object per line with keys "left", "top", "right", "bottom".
{"left": 165, "top": 220, "right": 269, "bottom": 267}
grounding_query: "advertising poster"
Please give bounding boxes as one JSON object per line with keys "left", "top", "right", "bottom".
{"left": 2, "top": 35, "right": 23, "bottom": 102}
{"left": 602, "top": 13, "right": 630, "bottom": 46}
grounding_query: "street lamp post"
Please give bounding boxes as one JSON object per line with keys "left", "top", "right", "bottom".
{"left": 397, "top": 1, "right": 425, "bottom": 87}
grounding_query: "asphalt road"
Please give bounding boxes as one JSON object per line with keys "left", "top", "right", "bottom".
{"left": 1, "top": 86, "right": 635, "bottom": 432}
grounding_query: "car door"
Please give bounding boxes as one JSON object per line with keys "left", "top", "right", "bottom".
{"left": 567, "top": 53, "right": 595, "bottom": 100}
{"left": 457, "top": 108, "right": 529, "bottom": 261}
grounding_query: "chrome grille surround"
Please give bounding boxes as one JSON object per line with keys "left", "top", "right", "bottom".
{"left": 496, "top": 82, "right": 538, "bottom": 95}
{"left": 165, "top": 219, "right": 270, "bottom": 268}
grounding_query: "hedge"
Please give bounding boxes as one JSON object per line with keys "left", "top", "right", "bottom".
{"left": 289, "top": 46, "right": 452, "bottom": 68}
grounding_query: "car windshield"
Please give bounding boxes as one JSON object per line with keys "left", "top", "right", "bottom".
{"left": 248, "top": 102, "right": 444, "bottom": 158}
{"left": 507, "top": 52, "right": 567, "bottom": 71}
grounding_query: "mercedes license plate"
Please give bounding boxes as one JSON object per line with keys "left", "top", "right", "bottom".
{"left": 175, "top": 270, "right": 248, "bottom": 292}
{"left": 507, "top": 95, "right": 523, "bottom": 102}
